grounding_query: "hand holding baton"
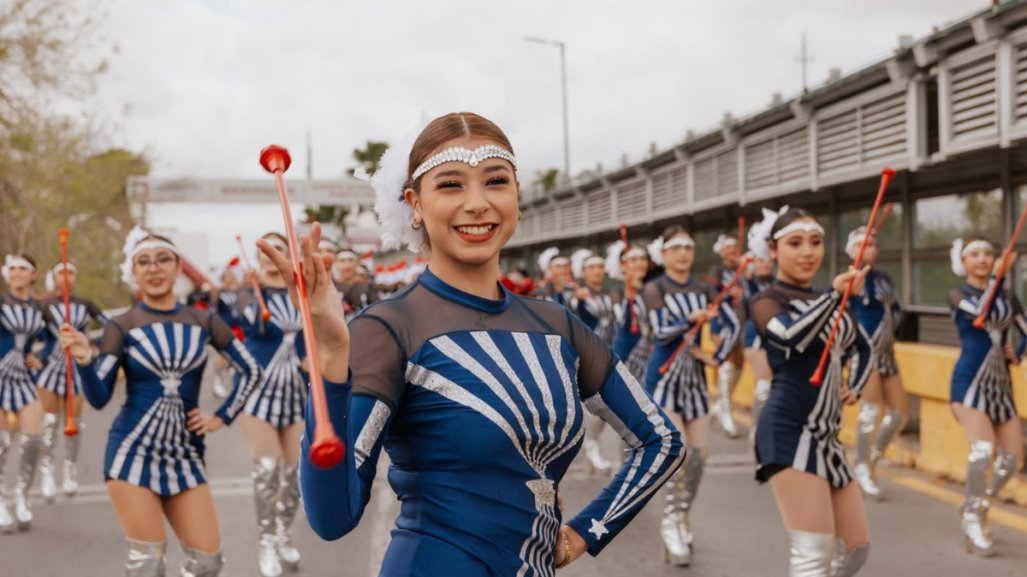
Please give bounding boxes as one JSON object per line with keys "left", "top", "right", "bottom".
{"left": 809, "top": 167, "right": 895, "bottom": 386}
{"left": 260, "top": 145, "right": 345, "bottom": 468}
{"left": 620, "top": 224, "right": 639, "bottom": 334}
{"left": 58, "top": 229, "right": 79, "bottom": 437}
{"left": 972, "top": 202, "right": 1027, "bottom": 329}
{"left": 235, "top": 235, "right": 272, "bottom": 322}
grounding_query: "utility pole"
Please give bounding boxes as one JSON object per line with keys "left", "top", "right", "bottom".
{"left": 796, "top": 33, "right": 814, "bottom": 93}
{"left": 524, "top": 36, "right": 571, "bottom": 186}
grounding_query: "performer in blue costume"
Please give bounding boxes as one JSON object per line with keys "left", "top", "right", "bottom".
{"left": 708, "top": 233, "right": 744, "bottom": 438}
{"left": 742, "top": 208, "right": 781, "bottom": 446}
{"left": 333, "top": 247, "right": 378, "bottom": 322}
{"left": 237, "top": 232, "right": 308, "bottom": 577}
{"left": 61, "top": 233, "right": 262, "bottom": 577}
{"left": 36, "top": 261, "right": 109, "bottom": 501}
{"left": 750, "top": 208, "right": 873, "bottom": 576}
{"left": 642, "top": 225, "right": 739, "bottom": 566}
{"left": 946, "top": 236, "right": 1025, "bottom": 557}
{"left": 843, "top": 227, "right": 907, "bottom": 500}
{"left": 533, "top": 246, "right": 574, "bottom": 306}
{"left": 0, "top": 254, "right": 50, "bottom": 533}
{"left": 608, "top": 241, "right": 651, "bottom": 383}
{"left": 258, "top": 112, "right": 684, "bottom": 577}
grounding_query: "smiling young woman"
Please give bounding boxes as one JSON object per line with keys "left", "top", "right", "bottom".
{"left": 258, "top": 111, "right": 684, "bottom": 577}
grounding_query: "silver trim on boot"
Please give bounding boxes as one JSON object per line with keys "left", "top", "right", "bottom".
{"left": 0, "top": 431, "right": 14, "bottom": 533}
{"left": 253, "top": 458, "right": 283, "bottom": 577}
{"left": 869, "top": 409, "right": 906, "bottom": 470}
{"left": 276, "top": 462, "right": 302, "bottom": 571}
{"left": 39, "top": 412, "right": 58, "bottom": 503}
{"left": 961, "top": 440, "right": 995, "bottom": 556}
{"left": 15, "top": 433, "right": 41, "bottom": 530}
{"left": 788, "top": 530, "right": 834, "bottom": 577}
{"left": 829, "top": 539, "right": 869, "bottom": 577}
{"left": 63, "top": 420, "right": 83, "bottom": 496}
{"left": 854, "top": 403, "right": 881, "bottom": 499}
{"left": 660, "top": 467, "right": 691, "bottom": 566}
{"left": 126, "top": 539, "right": 167, "bottom": 577}
{"left": 180, "top": 545, "right": 224, "bottom": 577}
{"left": 716, "top": 362, "right": 739, "bottom": 438}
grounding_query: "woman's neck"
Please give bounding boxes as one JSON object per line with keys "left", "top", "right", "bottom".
{"left": 143, "top": 292, "right": 178, "bottom": 310}
{"left": 9, "top": 286, "right": 31, "bottom": 299}
{"left": 665, "top": 268, "right": 690, "bottom": 285}
{"left": 967, "top": 274, "right": 989, "bottom": 290}
{"left": 429, "top": 253, "right": 502, "bottom": 300}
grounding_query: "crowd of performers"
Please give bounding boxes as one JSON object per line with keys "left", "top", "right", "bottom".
{"left": 0, "top": 111, "right": 1023, "bottom": 577}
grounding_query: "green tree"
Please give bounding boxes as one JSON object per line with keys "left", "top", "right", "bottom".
{"left": 348, "top": 140, "right": 389, "bottom": 177}
{"left": 534, "top": 168, "right": 561, "bottom": 193}
{"left": 305, "top": 141, "right": 390, "bottom": 241}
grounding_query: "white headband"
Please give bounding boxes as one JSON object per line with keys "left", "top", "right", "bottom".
{"left": 584, "top": 255, "right": 605, "bottom": 267}
{"left": 622, "top": 247, "right": 647, "bottom": 260}
{"left": 961, "top": 240, "right": 993, "bottom": 257}
{"left": 713, "top": 234, "right": 738, "bottom": 254}
{"left": 950, "top": 238, "right": 994, "bottom": 277}
{"left": 845, "top": 226, "right": 870, "bottom": 256}
{"left": 662, "top": 237, "right": 695, "bottom": 250}
{"left": 550, "top": 257, "right": 570, "bottom": 266}
{"left": 336, "top": 250, "right": 359, "bottom": 261}
{"left": 2, "top": 255, "right": 35, "bottom": 281}
{"left": 411, "top": 145, "right": 517, "bottom": 181}
{"left": 130, "top": 240, "right": 179, "bottom": 261}
{"left": 45, "top": 262, "right": 77, "bottom": 292}
{"left": 773, "top": 221, "right": 825, "bottom": 240}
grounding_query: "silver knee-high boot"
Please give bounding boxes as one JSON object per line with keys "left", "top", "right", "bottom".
{"left": 126, "top": 538, "right": 167, "bottom": 577}
{"left": 583, "top": 414, "right": 612, "bottom": 474}
{"left": 749, "top": 378, "right": 771, "bottom": 445}
{"left": 869, "top": 409, "right": 906, "bottom": 471}
{"left": 788, "top": 530, "right": 834, "bottom": 577}
{"left": 276, "top": 462, "right": 302, "bottom": 571}
{"left": 0, "top": 431, "right": 14, "bottom": 533}
{"left": 983, "top": 449, "right": 1019, "bottom": 523}
{"left": 829, "top": 539, "right": 869, "bottom": 576}
{"left": 14, "top": 433, "right": 41, "bottom": 530}
{"left": 961, "top": 440, "right": 994, "bottom": 556}
{"left": 180, "top": 545, "right": 224, "bottom": 577}
{"left": 853, "top": 403, "right": 881, "bottom": 499}
{"left": 715, "top": 362, "right": 739, "bottom": 438}
{"left": 253, "top": 457, "right": 282, "bottom": 577}
{"left": 661, "top": 449, "right": 704, "bottom": 565}
{"left": 39, "top": 412, "right": 58, "bottom": 502}
{"left": 63, "top": 419, "right": 83, "bottom": 496}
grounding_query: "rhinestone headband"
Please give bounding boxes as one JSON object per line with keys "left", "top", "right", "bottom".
{"left": 550, "top": 257, "right": 570, "bottom": 265}
{"left": 411, "top": 145, "right": 517, "bottom": 181}
{"left": 773, "top": 221, "right": 825, "bottom": 240}
{"left": 3, "top": 255, "right": 35, "bottom": 272}
{"left": 663, "top": 237, "right": 695, "bottom": 250}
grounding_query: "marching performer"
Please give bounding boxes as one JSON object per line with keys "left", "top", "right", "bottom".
{"left": 265, "top": 112, "right": 684, "bottom": 576}
{"left": 846, "top": 227, "right": 906, "bottom": 500}
{"left": 609, "top": 240, "right": 651, "bottom": 382}
{"left": 744, "top": 209, "right": 782, "bottom": 444}
{"left": 750, "top": 208, "right": 873, "bottom": 576}
{"left": 534, "top": 246, "right": 574, "bottom": 306}
{"left": 60, "top": 232, "right": 262, "bottom": 576}
{"left": 0, "top": 254, "right": 50, "bottom": 533}
{"left": 644, "top": 226, "right": 740, "bottom": 566}
{"left": 36, "top": 261, "right": 109, "bottom": 500}
{"left": 709, "top": 234, "right": 745, "bottom": 438}
{"left": 238, "top": 232, "right": 308, "bottom": 577}
{"left": 333, "top": 247, "right": 378, "bottom": 321}
{"left": 211, "top": 259, "right": 244, "bottom": 399}
{"left": 947, "top": 236, "right": 1025, "bottom": 556}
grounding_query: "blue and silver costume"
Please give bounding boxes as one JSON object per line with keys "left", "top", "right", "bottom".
{"left": 742, "top": 274, "right": 774, "bottom": 350}
{"left": 36, "top": 295, "right": 108, "bottom": 397}
{"left": 572, "top": 285, "right": 617, "bottom": 346}
{"left": 0, "top": 292, "right": 49, "bottom": 412}
{"left": 613, "top": 291, "right": 650, "bottom": 381}
{"left": 534, "top": 281, "right": 574, "bottom": 308}
{"left": 752, "top": 282, "right": 873, "bottom": 488}
{"left": 77, "top": 303, "right": 261, "bottom": 495}
{"left": 948, "top": 278, "right": 1026, "bottom": 423}
{"left": 850, "top": 270, "right": 902, "bottom": 376}
{"left": 239, "top": 288, "right": 306, "bottom": 428}
{"left": 643, "top": 275, "right": 740, "bottom": 421}
{"left": 300, "top": 268, "right": 684, "bottom": 577}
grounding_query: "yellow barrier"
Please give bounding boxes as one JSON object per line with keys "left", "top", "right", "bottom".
{"left": 705, "top": 333, "right": 1027, "bottom": 507}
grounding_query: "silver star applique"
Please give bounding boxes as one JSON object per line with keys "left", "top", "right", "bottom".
{"left": 588, "top": 519, "right": 609, "bottom": 540}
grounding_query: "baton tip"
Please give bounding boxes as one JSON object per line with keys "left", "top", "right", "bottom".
{"left": 309, "top": 437, "right": 345, "bottom": 468}
{"left": 259, "top": 145, "right": 292, "bottom": 174}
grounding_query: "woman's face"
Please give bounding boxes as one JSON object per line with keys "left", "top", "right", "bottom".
{"left": 335, "top": 255, "right": 358, "bottom": 280}
{"left": 406, "top": 137, "right": 519, "bottom": 269}
{"left": 258, "top": 237, "right": 288, "bottom": 274}
{"left": 962, "top": 243, "right": 995, "bottom": 280}
{"left": 754, "top": 257, "right": 774, "bottom": 277}
{"left": 583, "top": 262, "right": 605, "bottom": 286}
{"left": 132, "top": 248, "right": 180, "bottom": 299}
{"left": 662, "top": 233, "right": 695, "bottom": 275}
{"left": 851, "top": 236, "right": 878, "bottom": 265}
{"left": 770, "top": 217, "right": 824, "bottom": 286}
{"left": 622, "top": 253, "right": 649, "bottom": 280}
{"left": 720, "top": 243, "right": 740, "bottom": 266}
{"left": 5, "top": 263, "right": 36, "bottom": 291}
{"left": 56, "top": 268, "right": 78, "bottom": 292}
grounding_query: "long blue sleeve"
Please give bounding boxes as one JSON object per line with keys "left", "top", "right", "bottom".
{"left": 78, "top": 351, "right": 121, "bottom": 410}
{"left": 757, "top": 290, "right": 840, "bottom": 353}
{"left": 207, "top": 315, "right": 262, "bottom": 424}
{"left": 712, "top": 299, "right": 740, "bottom": 362}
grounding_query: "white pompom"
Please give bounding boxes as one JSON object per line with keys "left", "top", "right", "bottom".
{"left": 605, "top": 240, "right": 626, "bottom": 280}
{"left": 950, "top": 238, "right": 966, "bottom": 277}
{"left": 647, "top": 237, "right": 665, "bottom": 266}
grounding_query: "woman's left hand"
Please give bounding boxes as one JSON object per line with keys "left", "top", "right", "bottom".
{"left": 25, "top": 353, "right": 43, "bottom": 371}
{"left": 689, "top": 346, "right": 720, "bottom": 369}
{"left": 1004, "top": 344, "right": 1019, "bottom": 365}
{"left": 553, "top": 525, "right": 588, "bottom": 569}
{"left": 840, "top": 384, "right": 858, "bottom": 405}
{"left": 186, "top": 408, "right": 224, "bottom": 435}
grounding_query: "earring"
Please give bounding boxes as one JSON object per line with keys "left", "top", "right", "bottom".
{"left": 517, "top": 210, "right": 522, "bottom": 221}
{"left": 411, "top": 218, "right": 422, "bottom": 231}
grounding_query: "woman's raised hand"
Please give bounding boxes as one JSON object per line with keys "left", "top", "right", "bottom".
{"left": 59, "top": 324, "right": 93, "bottom": 365}
{"left": 832, "top": 265, "right": 869, "bottom": 296}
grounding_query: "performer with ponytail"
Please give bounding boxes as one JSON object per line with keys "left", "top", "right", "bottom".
{"left": 750, "top": 208, "right": 873, "bottom": 576}
{"left": 59, "top": 232, "right": 262, "bottom": 576}
{"left": 845, "top": 227, "right": 906, "bottom": 500}
{"left": 237, "top": 232, "right": 309, "bottom": 577}
{"left": 744, "top": 209, "right": 783, "bottom": 445}
{"left": 709, "top": 234, "right": 745, "bottom": 438}
{"left": 0, "top": 254, "right": 51, "bottom": 533}
{"left": 260, "top": 112, "right": 683, "bottom": 576}
{"left": 947, "top": 235, "right": 1026, "bottom": 556}
{"left": 643, "top": 226, "right": 740, "bottom": 566}
{"left": 36, "top": 261, "right": 109, "bottom": 500}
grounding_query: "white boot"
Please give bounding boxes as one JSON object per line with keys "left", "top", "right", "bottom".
{"left": 715, "top": 362, "right": 739, "bottom": 438}
{"left": 39, "top": 413, "right": 58, "bottom": 503}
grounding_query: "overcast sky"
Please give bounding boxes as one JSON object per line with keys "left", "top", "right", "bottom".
{"left": 86, "top": 0, "right": 983, "bottom": 267}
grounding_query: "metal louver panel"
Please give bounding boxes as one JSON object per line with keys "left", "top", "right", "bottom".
{"left": 717, "top": 149, "right": 738, "bottom": 194}
{"left": 861, "top": 91, "right": 907, "bottom": 162}
{"left": 745, "top": 139, "right": 776, "bottom": 190}
{"left": 587, "top": 190, "right": 613, "bottom": 226}
{"left": 694, "top": 157, "right": 717, "bottom": 201}
{"left": 538, "top": 206, "right": 557, "bottom": 232}
{"left": 617, "top": 179, "right": 647, "bottom": 219}
{"left": 1014, "top": 42, "right": 1027, "bottom": 123}
{"left": 560, "top": 199, "right": 585, "bottom": 232}
{"left": 817, "top": 109, "right": 860, "bottom": 173}
{"left": 652, "top": 165, "right": 688, "bottom": 212}
{"left": 950, "top": 53, "right": 996, "bottom": 139}
{"left": 778, "top": 127, "right": 809, "bottom": 182}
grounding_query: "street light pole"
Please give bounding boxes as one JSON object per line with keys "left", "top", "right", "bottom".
{"left": 525, "top": 36, "right": 570, "bottom": 186}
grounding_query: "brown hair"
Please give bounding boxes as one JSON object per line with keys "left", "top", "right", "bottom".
{"left": 660, "top": 224, "right": 690, "bottom": 243}
{"left": 404, "top": 112, "right": 515, "bottom": 193}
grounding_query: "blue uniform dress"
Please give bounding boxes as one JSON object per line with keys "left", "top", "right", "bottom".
{"left": 612, "top": 290, "right": 650, "bottom": 382}
{"left": 849, "top": 270, "right": 902, "bottom": 375}
{"left": 0, "top": 292, "right": 50, "bottom": 412}
{"left": 37, "top": 295, "right": 109, "bottom": 396}
{"left": 534, "top": 281, "right": 574, "bottom": 307}
{"left": 742, "top": 274, "right": 774, "bottom": 350}
{"left": 77, "top": 303, "right": 261, "bottom": 495}
{"left": 643, "top": 274, "right": 740, "bottom": 421}
{"left": 949, "top": 278, "right": 1027, "bottom": 423}
{"left": 299, "top": 268, "right": 684, "bottom": 577}
{"left": 751, "top": 282, "right": 874, "bottom": 488}
{"left": 572, "top": 285, "right": 617, "bottom": 346}
{"left": 709, "top": 263, "right": 743, "bottom": 349}
{"left": 239, "top": 287, "right": 307, "bottom": 428}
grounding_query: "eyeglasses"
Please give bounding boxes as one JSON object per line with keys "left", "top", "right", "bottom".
{"left": 134, "top": 253, "right": 177, "bottom": 270}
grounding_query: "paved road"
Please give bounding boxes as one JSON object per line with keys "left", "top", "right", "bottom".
{"left": 2, "top": 376, "right": 1026, "bottom": 576}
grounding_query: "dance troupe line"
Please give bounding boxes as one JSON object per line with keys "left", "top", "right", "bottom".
{"left": 0, "top": 112, "right": 1023, "bottom": 577}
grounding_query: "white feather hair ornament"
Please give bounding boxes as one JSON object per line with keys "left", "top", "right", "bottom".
{"left": 606, "top": 240, "right": 626, "bottom": 280}
{"left": 712, "top": 234, "right": 737, "bottom": 254}
{"left": 846, "top": 226, "right": 870, "bottom": 257}
{"left": 951, "top": 238, "right": 966, "bottom": 277}
{"left": 361, "top": 118, "right": 431, "bottom": 253}
{"left": 647, "top": 237, "right": 665, "bottom": 266}
{"left": 120, "top": 225, "right": 151, "bottom": 289}
{"left": 748, "top": 205, "right": 789, "bottom": 261}
{"left": 571, "top": 248, "right": 594, "bottom": 280}
{"left": 538, "top": 246, "right": 561, "bottom": 273}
